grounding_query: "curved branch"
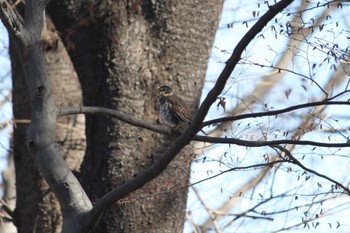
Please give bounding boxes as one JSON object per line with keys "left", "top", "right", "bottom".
{"left": 201, "top": 0, "right": 330, "bottom": 139}
{"left": 273, "top": 145, "right": 350, "bottom": 195}
{"left": 59, "top": 105, "right": 350, "bottom": 148}
{"left": 239, "top": 59, "right": 328, "bottom": 96}
{"left": 0, "top": 0, "right": 24, "bottom": 43}
{"left": 8, "top": 1, "right": 93, "bottom": 232}
{"left": 82, "top": 0, "right": 296, "bottom": 230}
{"left": 193, "top": 0, "right": 295, "bottom": 133}
{"left": 59, "top": 106, "right": 170, "bottom": 135}
{"left": 187, "top": 161, "right": 284, "bottom": 188}
{"left": 60, "top": 101, "right": 350, "bottom": 132}
{"left": 194, "top": 135, "right": 350, "bottom": 148}
{"left": 203, "top": 101, "right": 350, "bottom": 127}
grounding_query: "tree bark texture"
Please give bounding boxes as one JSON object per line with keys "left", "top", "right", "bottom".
{"left": 10, "top": 15, "right": 85, "bottom": 233}
{"left": 46, "top": 1, "right": 222, "bottom": 232}
{"left": 11, "top": 40, "right": 62, "bottom": 233}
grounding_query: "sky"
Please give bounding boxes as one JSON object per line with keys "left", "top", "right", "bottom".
{"left": 0, "top": 21, "right": 11, "bottom": 193}
{"left": 185, "top": 0, "right": 350, "bottom": 232}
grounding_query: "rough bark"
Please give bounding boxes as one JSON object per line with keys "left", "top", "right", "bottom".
{"left": 47, "top": 1, "right": 222, "bottom": 232}
{"left": 11, "top": 40, "right": 62, "bottom": 233}
{"left": 9, "top": 12, "right": 85, "bottom": 233}
{"left": 44, "top": 16, "right": 85, "bottom": 173}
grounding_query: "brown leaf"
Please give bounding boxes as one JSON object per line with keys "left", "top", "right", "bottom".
{"left": 285, "top": 88, "right": 292, "bottom": 99}
{"left": 216, "top": 97, "right": 226, "bottom": 112}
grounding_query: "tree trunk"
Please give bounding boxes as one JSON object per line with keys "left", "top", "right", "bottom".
{"left": 11, "top": 0, "right": 222, "bottom": 232}
{"left": 10, "top": 15, "right": 85, "bottom": 233}
{"left": 48, "top": 1, "right": 222, "bottom": 232}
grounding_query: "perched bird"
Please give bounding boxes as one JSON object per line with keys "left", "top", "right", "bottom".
{"left": 158, "top": 85, "right": 192, "bottom": 132}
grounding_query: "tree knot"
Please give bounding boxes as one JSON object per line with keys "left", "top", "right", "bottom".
{"left": 36, "top": 85, "right": 45, "bottom": 97}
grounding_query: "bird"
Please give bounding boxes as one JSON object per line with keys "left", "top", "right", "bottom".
{"left": 158, "top": 85, "right": 192, "bottom": 133}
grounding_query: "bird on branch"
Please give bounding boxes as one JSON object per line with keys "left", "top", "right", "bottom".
{"left": 158, "top": 85, "right": 205, "bottom": 134}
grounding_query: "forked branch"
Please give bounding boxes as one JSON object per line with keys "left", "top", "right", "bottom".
{"left": 0, "top": 1, "right": 93, "bottom": 233}
{"left": 84, "top": 0, "right": 296, "bottom": 229}
{"left": 1, "top": 0, "right": 298, "bottom": 232}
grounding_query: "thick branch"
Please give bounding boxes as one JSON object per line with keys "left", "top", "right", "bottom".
{"left": 60, "top": 104, "right": 350, "bottom": 148}
{"left": 82, "top": 0, "right": 295, "bottom": 229}
{"left": 200, "top": 0, "right": 322, "bottom": 139}
{"left": 193, "top": 0, "right": 294, "bottom": 133}
{"left": 60, "top": 101, "right": 350, "bottom": 133}
{"left": 0, "top": 0, "right": 24, "bottom": 42}
{"left": 12, "top": 1, "right": 92, "bottom": 232}
{"left": 59, "top": 106, "right": 170, "bottom": 135}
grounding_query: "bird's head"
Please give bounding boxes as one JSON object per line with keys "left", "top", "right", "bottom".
{"left": 158, "top": 85, "right": 174, "bottom": 97}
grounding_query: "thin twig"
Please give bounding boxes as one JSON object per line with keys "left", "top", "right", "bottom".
{"left": 272, "top": 145, "right": 350, "bottom": 195}
{"left": 192, "top": 187, "right": 222, "bottom": 233}
{"left": 203, "top": 101, "right": 350, "bottom": 127}
{"left": 59, "top": 103, "right": 350, "bottom": 148}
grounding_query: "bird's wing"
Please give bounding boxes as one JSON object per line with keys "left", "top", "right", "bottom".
{"left": 167, "top": 96, "right": 192, "bottom": 124}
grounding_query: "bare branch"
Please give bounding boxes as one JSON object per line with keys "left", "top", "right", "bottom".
{"left": 199, "top": 158, "right": 280, "bottom": 230}
{"left": 194, "top": 0, "right": 295, "bottom": 133}
{"left": 60, "top": 99, "right": 350, "bottom": 139}
{"left": 7, "top": 1, "right": 93, "bottom": 232}
{"left": 0, "top": 0, "right": 24, "bottom": 42}
{"left": 59, "top": 102, "right": 350, "bottom": 148}
{"left": 82, "top": 0, "right": 296, "bottom": 228}
{"left": 199, "top": 60, "right": 349, "bottom": 231}
{"left": 273, "top": 145, "right": 350, "bottom": 195}
{"left": 239, "top": 59, "right": 328, "bottom": 95}
{"left": 194, "top": 135, "right": 350, "bottom": 148}
{"left": 192, "top": 187, "right": 222, "bottom": 233}
{"left": 189, "top": 161, "right": 285, "bottom": 188}
{"left": 59, "top": 106, "right": 170, "bottom": 135}
{"left": 62, "top": 106, "right": 350, "bottom": 148}
{"left": 203, "top": 100, "right": 350, "bottom": 127}
{"left": 202, "top": 1, "right": 332, "bottom": 138}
